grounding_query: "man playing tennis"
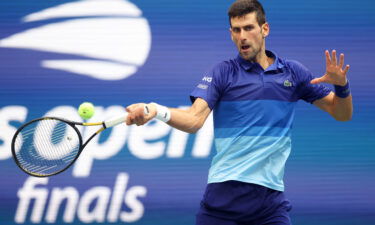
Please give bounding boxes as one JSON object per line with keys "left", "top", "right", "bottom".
{"left": 126, "top": 0, "right": 353, "bottom": 224}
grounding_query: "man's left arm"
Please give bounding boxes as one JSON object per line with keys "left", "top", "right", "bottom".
{"left": 311, "top": 50, "right": 353, "bottom": 121}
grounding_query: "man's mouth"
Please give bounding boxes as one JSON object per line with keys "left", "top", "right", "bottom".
{"left": 241, "top": 45, "right": 250, "bottom": 50}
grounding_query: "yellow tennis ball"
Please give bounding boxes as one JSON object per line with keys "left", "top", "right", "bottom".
{"left": 78, "top": 102, "right": 95, "bottom": 120}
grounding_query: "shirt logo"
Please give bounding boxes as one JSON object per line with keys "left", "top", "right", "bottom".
{"left": 283, "top": 80, "right": 293, "bottom": 87}
{"left": 197, "top": 84, "right": 208, "bottom": 90}
{"left": 202, "top": 76, "right": 212, "bottom": 82}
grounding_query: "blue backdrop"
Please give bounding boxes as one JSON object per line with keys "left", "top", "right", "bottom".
{"left": 0, "top": 0, "right": 374, "bottom": 224}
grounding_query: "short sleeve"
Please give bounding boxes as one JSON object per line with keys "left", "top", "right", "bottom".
{"left": 190, "top": 62, "right": 227, "bottom": 110}
{"left": 288, "top": 60, "right": 331, "bottom": 103}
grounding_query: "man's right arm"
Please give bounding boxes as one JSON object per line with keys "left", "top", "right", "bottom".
{"left": 126, "top": 98, "right": 212, "bottom": 134}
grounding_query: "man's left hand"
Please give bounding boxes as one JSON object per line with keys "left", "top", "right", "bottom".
{"left": 311, "top": 50, "right": 350, "bottom": 86}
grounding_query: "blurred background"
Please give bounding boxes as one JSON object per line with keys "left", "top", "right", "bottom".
{"left": 0, "top": 0, "right": 374, "bottom": 224}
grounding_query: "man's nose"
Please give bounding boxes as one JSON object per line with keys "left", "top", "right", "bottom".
{"left": 239, "top": 29, "right": 246, "bottom": 41}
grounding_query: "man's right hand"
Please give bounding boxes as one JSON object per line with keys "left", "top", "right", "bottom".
{"left": 125, "top": 103, "right": 157, "bottom": 126}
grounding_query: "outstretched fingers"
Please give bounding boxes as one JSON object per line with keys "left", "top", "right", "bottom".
{"left": 331, "top": 50, "right": 337, "bottom": 66}
{"left": 343, "top": 64, "right": 350, "bottom": 75}
{"left": 320, "top": 50, "right": 350, "bottom": 86}
{"left": 339, "top": 54, "right": 350, "bottom": 75}
{"left": 310, "top": 76, "right": 326, "bottom": 84}
{"left": 325, "top": 50, "right": 331, "bottom": 67}
{"left": 339, "top": 53, "right": 344, "bottom": 69}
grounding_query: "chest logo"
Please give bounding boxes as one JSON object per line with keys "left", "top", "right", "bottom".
{"left": 283, "top": 80, "right": 293, "bottom": 87}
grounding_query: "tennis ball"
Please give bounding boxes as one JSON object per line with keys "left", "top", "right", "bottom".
{"left": 78, "top": 102, "right": 95, "bottom": 120}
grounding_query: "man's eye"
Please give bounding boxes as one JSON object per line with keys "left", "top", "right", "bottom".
{"left": 232, "top": 28, "right": 240, "bottom": 33}
{"left": 244, "top": 26, "right": 253, "bottom": 31}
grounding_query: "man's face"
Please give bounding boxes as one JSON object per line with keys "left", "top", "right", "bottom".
{"left": 230, "top": 12, "right": 269, "bottom": 61}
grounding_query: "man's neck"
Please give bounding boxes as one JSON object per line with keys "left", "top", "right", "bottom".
{"left": 255, "top": 51, "right": 274, "bottom": 70}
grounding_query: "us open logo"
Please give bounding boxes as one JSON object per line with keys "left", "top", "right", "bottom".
{"left": 0, "top": 0, "right": 151, "bottom": 80}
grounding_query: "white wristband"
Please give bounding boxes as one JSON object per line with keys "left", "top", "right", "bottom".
{"left": 150, "top": 102, "right": 171, "bottom": 123}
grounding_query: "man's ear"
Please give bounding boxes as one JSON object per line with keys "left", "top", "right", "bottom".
{"left": 261, "top": 22, "right": 270, "bottom": 38}
{"left": 229, "top": 28, "right": 234, "bottom": 41}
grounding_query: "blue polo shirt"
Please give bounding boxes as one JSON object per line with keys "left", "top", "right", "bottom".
{"left": 190, "top": 51, "right": 331, "bottom": 191}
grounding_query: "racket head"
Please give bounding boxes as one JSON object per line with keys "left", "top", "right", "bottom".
{"left": 11, "top": 117, "right": 83, "bottom": 177}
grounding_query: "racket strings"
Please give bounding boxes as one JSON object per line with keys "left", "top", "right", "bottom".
{"left": 14, "top": 119, "right": 80, "bottom": 176}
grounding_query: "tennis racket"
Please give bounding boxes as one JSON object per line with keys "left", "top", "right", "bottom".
{"left": 11, "top": 114, "right": 130, "bottom": 177}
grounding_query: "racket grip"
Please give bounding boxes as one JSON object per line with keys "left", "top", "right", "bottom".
{"left": 105, "top": 105, "right": 149, "bottom": 128}
{"left": 104, "top": 113, "right": 128, "bottom": 128}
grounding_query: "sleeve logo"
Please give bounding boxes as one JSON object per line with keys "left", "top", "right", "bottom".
{"left": 202, "top": 76, "right": 212, "bottom": 82}
{"left": 197, "top": 84, "right": 208, "bottom": 89}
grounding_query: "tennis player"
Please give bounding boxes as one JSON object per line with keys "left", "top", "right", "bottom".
{"left": 126, "top": 0, "right": 353, "bottom": 224}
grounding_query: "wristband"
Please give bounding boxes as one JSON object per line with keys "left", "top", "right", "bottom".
{"left": 334, "top": 80, "right": 351, "bottom": 98}
{"left": 150, "top": 102, "right": 171, "bottom": 123}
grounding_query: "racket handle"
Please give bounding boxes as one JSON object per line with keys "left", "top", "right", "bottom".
{"left": 104, "top": 113, "right": 128, "bottom": 128}
{"left": 105, "top": 105, "right": 149, "bottom": 128}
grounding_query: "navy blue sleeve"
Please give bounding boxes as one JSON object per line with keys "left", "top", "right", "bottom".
{"left": 288, "top": 60, "right": 331, "bottom": 103}
{"left": 190, "top": 62, "right": 227, "bottom": 110}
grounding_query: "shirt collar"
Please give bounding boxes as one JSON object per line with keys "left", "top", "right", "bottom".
{"left": 236, "top": 50, "right": 285, "bottom": 72}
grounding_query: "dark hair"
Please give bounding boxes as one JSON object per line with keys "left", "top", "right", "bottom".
{"left": 228, "top": 0, "right": 266, "bottom": 27}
